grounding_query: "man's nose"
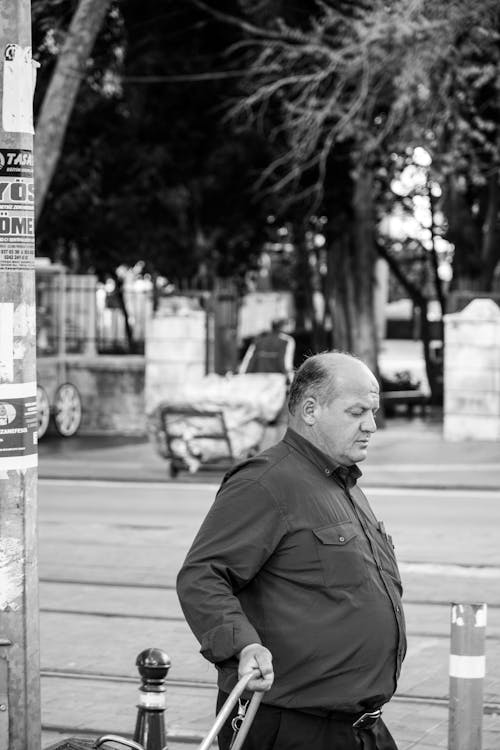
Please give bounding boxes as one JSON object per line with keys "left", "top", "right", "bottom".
{"left": 361, "top": 411, "right": 377, "bottom": 433}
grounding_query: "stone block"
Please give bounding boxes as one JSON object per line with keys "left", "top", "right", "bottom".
{"left": 146, "top": 337, "right": 206, "bottom": 363}
{"left": 444, "top": 390, "right": 500, "bottom": 417}
{"left": 444, "top": 299, "right": 500, "bottom": 441}
{"left": 444, "top": 344, "right": 500, "bottom": 373}
{"left": 444, "top": 414, "right": 500, "bottom": 442}
{"left": 444, "top": 364, "right": 500, "bottom": 393}
{"left": 445, "top": 319, "right": 500, "bottom": 347}
{"left": 146, "top": 314, "right": 206, "bottom": 343}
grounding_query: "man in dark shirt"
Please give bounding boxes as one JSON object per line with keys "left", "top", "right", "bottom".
{"left": 177, "top": 352, "right": 406, "bottom": 749}
{"left": 239, "top": 319, "right": 295, "bottom": 384}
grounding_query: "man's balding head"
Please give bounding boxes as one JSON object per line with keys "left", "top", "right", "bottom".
{"left": 287, "top": 352, "right": 380, "bottom": 465}
{"left": 288, "top": 352, "right": 376, "bottom": 415}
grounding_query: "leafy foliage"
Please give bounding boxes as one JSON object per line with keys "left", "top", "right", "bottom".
{"left": 34, "top": 1, "right": 274, "bottom": 281}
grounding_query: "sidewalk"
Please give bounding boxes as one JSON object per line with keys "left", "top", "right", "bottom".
{"left": 38, "top": 416, "right": 500, "bottom": 490}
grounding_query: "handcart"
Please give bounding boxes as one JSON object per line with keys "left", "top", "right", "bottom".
{"left": 160, "top": 405, "right": 235, "bottom": 478}
{"left": 94, "top": 670, "right": 264, "bottom": 750}
{"left": 149, "top": 372, "right": 288, "bottom": 478}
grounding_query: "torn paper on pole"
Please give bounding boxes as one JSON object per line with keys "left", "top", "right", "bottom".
{"left": 2, "top": 44, "right": 39, "bottom": 134}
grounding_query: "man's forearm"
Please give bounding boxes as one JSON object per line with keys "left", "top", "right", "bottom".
{"left": 177, "top": 563, "right": 262, "bottom": 663}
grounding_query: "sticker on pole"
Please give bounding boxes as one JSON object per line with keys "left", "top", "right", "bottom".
{"left": 2, "top": 44, "right": 39, "bottom": 134}
{"left": 0, "top": 303, "right": 14, "bottom": 383}
{"left": 0, "top": 388, "right": 38, "bottom": 468}
{"left": 0, "top": 148, "right": 35, "bottom": 271}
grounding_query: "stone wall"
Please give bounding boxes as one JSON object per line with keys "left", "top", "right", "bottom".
{"left": 64, "top": 355, "right": 146, "bottom": 435}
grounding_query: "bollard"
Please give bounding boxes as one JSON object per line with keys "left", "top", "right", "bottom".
{"left": 448, "top": 602, "right": 487, "bottom": 750}
{"left": 133, "top": 648, "right": 171, "bottom": 750}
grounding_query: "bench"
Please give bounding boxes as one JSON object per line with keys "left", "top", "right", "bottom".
{"left": 382, "top": 389, "right": 429, "bottom": 417}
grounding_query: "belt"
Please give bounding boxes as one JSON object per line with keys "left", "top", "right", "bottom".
{"left": 300, "top": 707, "right": 382, "bottom": 729}
{"left": 352, "top": 709, "right": 382, "bottom": 729}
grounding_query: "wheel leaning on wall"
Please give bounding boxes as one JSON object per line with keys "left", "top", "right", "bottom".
{"left": 36, "top": 385, "right": 51, "bottom": 440}
{"left": 53, "top": 382, "right": 83, "bottom": 437}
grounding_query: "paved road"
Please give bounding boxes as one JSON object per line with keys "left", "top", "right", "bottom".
{"left": 40, "top": 477, "right": 500, "bottom": 749}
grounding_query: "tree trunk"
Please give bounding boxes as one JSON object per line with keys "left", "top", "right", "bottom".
{"left": 325, "top": 168, "right": 378, "bottom": 371}
{"left": 113, "top": 273, "right": 135, "bottom": 353}
{"left": 293, "top": 224, "right": 314, "bottom": 332}
{"left": 34, "top": 0, "right": 113, "bottom": 222}
{"left": 444, "top": 175, "right": 483, "bottom": 291}
{"left": 480, "top": 170, "right": 500, "bottom": 291}
{"left": 416, "top": 299, "right": 437, "bottom": 402}
{"left": 292, "top": 222, "right": 329, "bottom": 351}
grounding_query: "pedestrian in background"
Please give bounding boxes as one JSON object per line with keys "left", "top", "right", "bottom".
{"left": 177, "top": 351, "right": 406, "bottom": 750}
{"left": 239, "top": 318, "right": 295, "bottom": 384}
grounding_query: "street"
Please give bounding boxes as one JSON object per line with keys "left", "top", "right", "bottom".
{"left": 40, "top": 477, "right": 500, "bottom": 749}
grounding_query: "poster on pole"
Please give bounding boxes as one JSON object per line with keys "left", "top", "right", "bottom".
{"left": 0, "top": 148, "right": 34, "bottom": 271}
{"left": 0, "top": 382, "right": 37, "bottom": 469}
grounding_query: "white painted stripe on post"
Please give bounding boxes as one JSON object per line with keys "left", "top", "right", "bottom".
{"left": 449, "top": 654, "right": 485, "bottom": 679}
{"left": 0, "top": 453, "right": 37, "bottom": 469}
{"left": 139, "top": 691, "right": 165, "bottom": 708}
{"left": 0, "top": 381, "right": 37, "bottom": 398}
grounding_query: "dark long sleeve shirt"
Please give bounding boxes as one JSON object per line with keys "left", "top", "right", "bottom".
{"left": 176, "top": 428, "right": 406, "bottom": 713}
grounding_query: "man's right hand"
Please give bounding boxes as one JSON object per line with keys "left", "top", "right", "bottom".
{"left": 237, "top": 643, "right": 274, "bottom": 692}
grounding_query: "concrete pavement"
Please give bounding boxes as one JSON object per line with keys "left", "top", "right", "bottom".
{"left": 38, "top": 417, "right": 500, "bottom": 749}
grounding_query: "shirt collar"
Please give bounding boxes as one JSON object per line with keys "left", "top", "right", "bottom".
{"left": 283, "top": 427, "right": 362, "bottom": 488}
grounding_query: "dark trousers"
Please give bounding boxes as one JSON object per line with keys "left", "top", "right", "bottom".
{"left": 216, "top": 691, "right": 398, "bottom": 750}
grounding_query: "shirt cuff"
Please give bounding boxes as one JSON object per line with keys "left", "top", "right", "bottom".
{"left": 200, "top": 620, "right": 262, "bottom": 663}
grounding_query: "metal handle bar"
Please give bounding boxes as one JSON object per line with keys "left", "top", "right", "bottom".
{"left": 197, "top": 670, "right": 264, "bottom": 750}
{"left": 94, "top": 736, "right": 146, "bottom": 750}
{"left": 95, "top": 672, "right": 265, "bottom": 750}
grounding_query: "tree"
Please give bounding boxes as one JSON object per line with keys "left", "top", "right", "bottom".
{"left": 425, "top": 3, "right": 500, "bottom": 292}
{"left": 201, "top": 0, "right": 500, "bottom": 384}
{"left": 33, "top": 0, "right": 115, "bottom": 221}
{"left": 34, "top": 1, "right": 274, "bottom": 284}
{"left": 197, "top": 0, "right": 439, "bottom": 370}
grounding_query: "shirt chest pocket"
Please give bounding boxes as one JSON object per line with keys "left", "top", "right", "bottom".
{"left": 377, "top": 532, "right": 403, "bottom": 592}
{"left": 313, "top": 521, "right": 367, "bottom": 588}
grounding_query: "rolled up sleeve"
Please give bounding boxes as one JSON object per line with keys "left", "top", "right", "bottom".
{"left": 176, "top": 475, "right": 287, "bottom": 663}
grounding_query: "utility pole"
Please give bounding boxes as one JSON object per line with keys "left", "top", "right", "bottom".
{"left": 0, "top": 2, "right": 41, "bottom": 750}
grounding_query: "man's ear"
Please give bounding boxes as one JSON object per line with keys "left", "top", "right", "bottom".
{"left": 301, "top": 396, "right": 318, "bottom": 426}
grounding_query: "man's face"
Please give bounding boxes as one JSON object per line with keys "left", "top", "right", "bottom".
{"left": 311, "top": 369, "right": 380, "bottom": 466}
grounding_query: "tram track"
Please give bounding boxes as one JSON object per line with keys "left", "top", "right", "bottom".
{"left": 39, "top": 574, "right": 500, "bottom": 610}
{"left": 39, "top": 667, "right": 500, "bottom": 715}
{"left": 39, "top": 606, "right": 500, "bottom": 641}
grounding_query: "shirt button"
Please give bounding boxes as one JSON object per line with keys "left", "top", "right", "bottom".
{"left": 324, "top": 468, "right": 331, "bottom": 475}
{"left": 339, "top": 536, "right": 345, "bottom": 542}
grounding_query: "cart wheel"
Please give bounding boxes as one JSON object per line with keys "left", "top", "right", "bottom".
{"left": 53, "top": 383, "right": 82, "bottom": 437}
{"left": 36, "top": 385, "right": 51, "bottom": 440}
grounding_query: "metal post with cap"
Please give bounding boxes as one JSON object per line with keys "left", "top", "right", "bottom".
{"left": 448, "top": 602, "right": 487, "bottom": 750}
{"left": 134, "top": 647, "right": 171, "bottom": 750}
